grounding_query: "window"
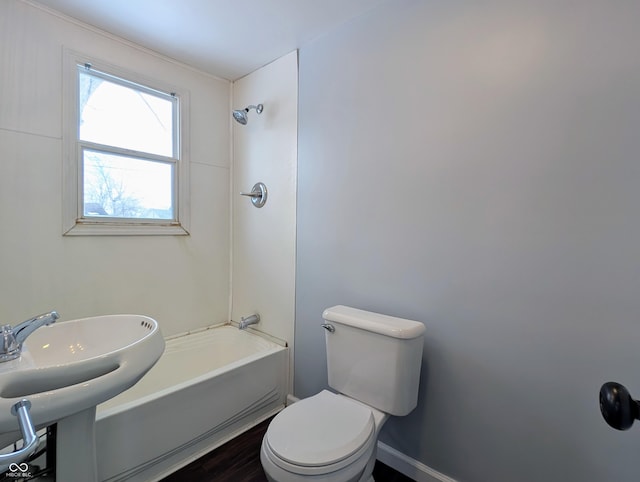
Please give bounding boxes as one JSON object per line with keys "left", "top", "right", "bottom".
{"left": 63, "top": 50, "right": 190, "bottom": 235}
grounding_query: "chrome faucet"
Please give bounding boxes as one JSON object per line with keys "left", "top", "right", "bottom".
{"left": 239, "top": 313, "right": 260, "bottom": 330}
{"left": 0, "top": 311, "right": 59, "bottom": 362}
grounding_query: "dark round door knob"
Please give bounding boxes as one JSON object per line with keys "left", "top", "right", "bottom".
{"left": 600, "top": 382, "right": 640, "bottom": 430}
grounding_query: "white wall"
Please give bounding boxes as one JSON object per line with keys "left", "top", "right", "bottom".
{"left": 1, "top": 0, "right": 231, "bottom": 337}
{"left": 231, "top": 52, "right": 298, "bottom": 363}
{"left": 296, "top": 1, "right": 640, "bottom": 481}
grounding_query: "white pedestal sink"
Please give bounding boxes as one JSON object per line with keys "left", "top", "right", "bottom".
{"left": 0, "top": 314, "right": 165, "bottom": 480}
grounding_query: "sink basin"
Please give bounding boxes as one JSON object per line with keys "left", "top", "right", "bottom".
{"left": 0, "top": 314, "right": 164, "bottom": 434}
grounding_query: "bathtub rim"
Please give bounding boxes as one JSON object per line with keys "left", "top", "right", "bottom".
{"left": 96, "top": 323, "right": 287, "bottom": 420}
{"left": 166, "top": 322, "right": 287, "bottom": 347}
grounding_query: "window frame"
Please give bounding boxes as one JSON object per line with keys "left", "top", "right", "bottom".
{"left": 62, "top": 49, "right": 190, "bottom": 236}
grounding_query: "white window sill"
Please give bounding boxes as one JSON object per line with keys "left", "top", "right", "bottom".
{"left": 63, "top": 221, "right": 190, "bottom": 236}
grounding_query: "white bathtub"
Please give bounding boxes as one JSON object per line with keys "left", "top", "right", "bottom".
{"left": 95, "top": 324, "right": 288, "bottom": 482}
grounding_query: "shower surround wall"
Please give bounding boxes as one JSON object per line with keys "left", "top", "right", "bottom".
{"left": 295, "top": 1, "right": 640, "bottom": 482}
{"left": 231, "top": 51, "right": 298, "bottom": 389}
{"left": 1, "top": 0, "right": 231, "bottom": 337}
{"left": 3, "top": 0, "right": 297, "bottom": 397}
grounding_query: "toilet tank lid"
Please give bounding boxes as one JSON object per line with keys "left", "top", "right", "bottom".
{"left": 322, "top": 305, "right": 425, "bottom": 339}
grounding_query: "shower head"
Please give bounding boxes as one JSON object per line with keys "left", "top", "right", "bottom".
{"left": 232, "top": 104, "right": 263, "bottom": 125}
{"left": 232, "top": 110, "right": 248, "bottom": 125}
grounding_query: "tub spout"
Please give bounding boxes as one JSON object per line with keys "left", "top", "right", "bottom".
{"left": 239, "top": 314, "right": 260, "bottom": 330}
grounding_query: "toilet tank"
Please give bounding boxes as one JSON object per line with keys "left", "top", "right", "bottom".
{"left": 322, "top": 305, "right": 425, "bottom": 416}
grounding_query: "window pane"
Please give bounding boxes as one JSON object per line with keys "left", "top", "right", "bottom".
{"left": 79, "top": 69, "right": 174, "bottom": 157}
{"left": 83, "top": 150, "right": 174, "bottom": 220}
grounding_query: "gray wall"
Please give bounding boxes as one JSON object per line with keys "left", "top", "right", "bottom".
{"left": 295, "top": 1, "right": 640, "bottom": 481}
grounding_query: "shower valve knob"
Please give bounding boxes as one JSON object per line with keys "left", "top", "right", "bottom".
{"left": 240, "top": 182, "right": 267, "bottom": 208}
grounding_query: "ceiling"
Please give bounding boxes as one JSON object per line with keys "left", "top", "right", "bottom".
{"left": 31, "top": 0, "right": 388, "bottom": 80}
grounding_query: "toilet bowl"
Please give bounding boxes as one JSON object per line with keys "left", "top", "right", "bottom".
{"left": 260, "top": 391, "right": 387, "bottom": 482}
{"left": 260, "top": 305, "right": 425, "bottom": 482}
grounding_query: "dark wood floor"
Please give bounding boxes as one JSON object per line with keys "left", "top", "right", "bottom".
{"left": 160, "top": 416, "right": 414, "bottom": 482}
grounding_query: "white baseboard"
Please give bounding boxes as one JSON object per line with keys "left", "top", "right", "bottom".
{"left": 286, "top": 393, "right": 300, "bottom": 405}
{"left": 376, "top": 442, "right": 457, "bottom": 482}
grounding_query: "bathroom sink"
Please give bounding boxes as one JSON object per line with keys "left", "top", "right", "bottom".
{"left": 0, "top": 314, "right": 164, "bottom": 434}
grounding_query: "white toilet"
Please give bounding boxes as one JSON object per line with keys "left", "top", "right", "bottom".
{"left": 260, "top": 305, "right": 425, "bottom": 482}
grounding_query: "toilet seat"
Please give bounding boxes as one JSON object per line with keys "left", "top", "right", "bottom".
{"left": 263, "top": 390, "right": 376, "bottom": 476}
